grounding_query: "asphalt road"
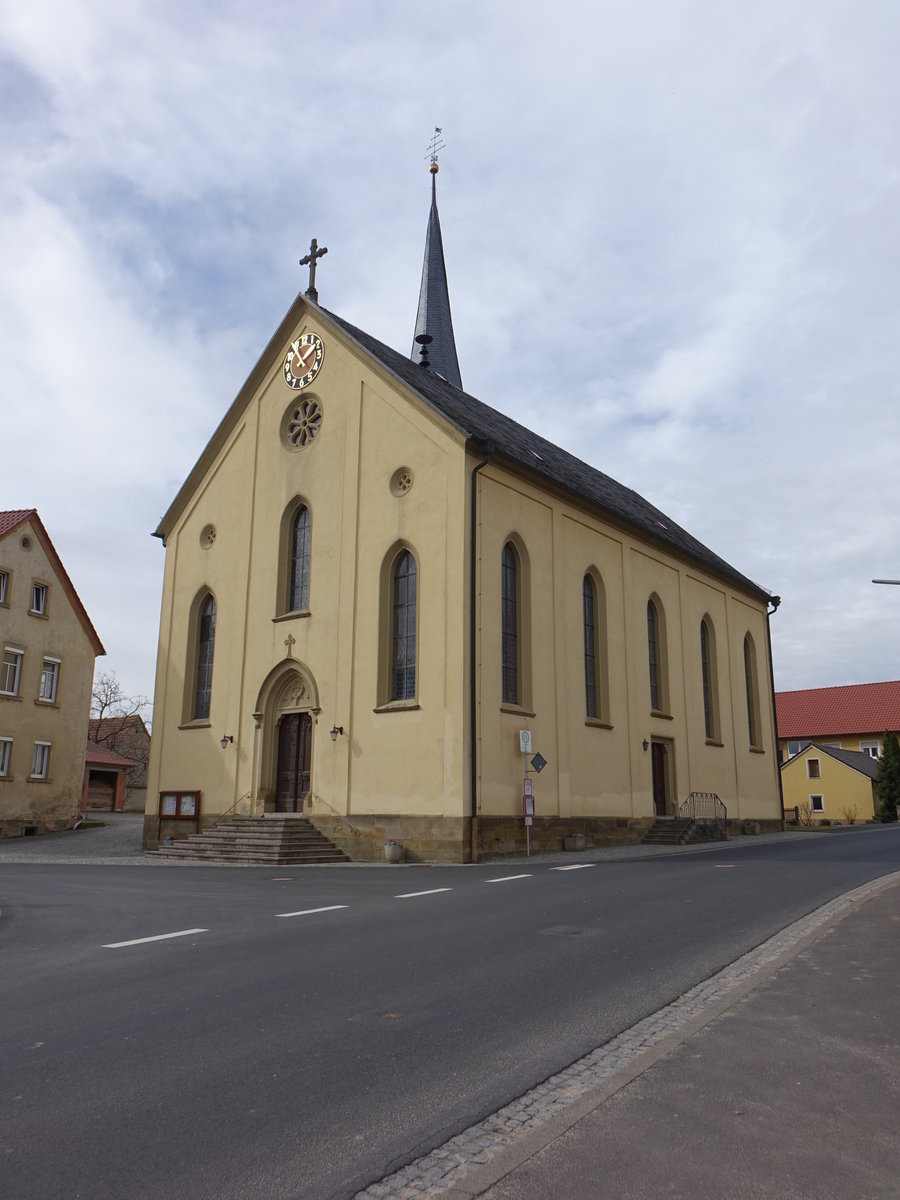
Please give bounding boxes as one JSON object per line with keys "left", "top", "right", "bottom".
{"left": 2, "top": 826, "right": 898, "bottom": 1199}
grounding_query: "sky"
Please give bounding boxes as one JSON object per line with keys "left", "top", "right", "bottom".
{"left": 2, "top": 0, "right": 900, "bottom": 710}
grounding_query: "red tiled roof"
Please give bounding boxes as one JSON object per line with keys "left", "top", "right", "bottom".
{"left": 85, "top": 740, "right": 134, "bottom": 769}
{"left": 776, "top": 681, "right": 900, "bottom": 738}
{"left": 89, "top": 715, "right": 148, "bottom": 739}
{"left": 0, "top": 509, "right": 35, "bottom": 538}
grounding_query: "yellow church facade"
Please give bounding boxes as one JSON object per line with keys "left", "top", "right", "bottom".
{"left": 144, "top": 298, "right": 781, "bottom": 860}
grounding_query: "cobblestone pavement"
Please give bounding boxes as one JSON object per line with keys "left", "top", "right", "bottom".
{"left": 353, "top": 869, "right": 900, "bottom": 1199}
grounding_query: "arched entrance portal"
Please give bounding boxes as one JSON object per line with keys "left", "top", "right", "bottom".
{"left": 254, "top": 660, "right": 320, "bottom": 815}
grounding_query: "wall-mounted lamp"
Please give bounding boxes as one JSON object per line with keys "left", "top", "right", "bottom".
{"left": 330, "top": 725, "right": 344, "bottom": 742}
{"left": 642, "top": 739, "right": 650, "bottom": 752}
{"left": 220, "top": 735, "right": 234, "bottom": 749}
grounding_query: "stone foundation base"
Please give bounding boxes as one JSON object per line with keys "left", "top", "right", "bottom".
{"left": 1, "top": 816, "right": 73, "bottom": 839}
{"left": 477, "top": 815, "right": 654, "bottom": 859}
{"left": 310, "top": 814, "right": 469, "bottom": 863}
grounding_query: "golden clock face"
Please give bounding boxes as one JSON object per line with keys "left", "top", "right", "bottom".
{"left": 283, "top": 333, "right": 324, "bottom": 390}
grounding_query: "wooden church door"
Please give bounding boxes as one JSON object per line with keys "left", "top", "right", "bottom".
{"left": 276, "top": 712, "right": 312, "bottom": 813}
{"left": 651, "top": 741, "right": 669, "bottom": 816}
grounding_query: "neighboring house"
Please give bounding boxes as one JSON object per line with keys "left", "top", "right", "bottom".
{"left": 781, "top": 743, "right": 879, "bottom": 824}
{"left": 88, "top": 715, "right": 151, "bottom": 811}
{"left": 0, "top": 510, "right": 105, "bottom": 837}
{"left": 82, "top": 740, "right": 135, "bottom": 812}
{"left": 145, "top": 169, "right": 782, "bottom": 860}
{"left": 775, "top": 681, "right": 900, "bottom": 763}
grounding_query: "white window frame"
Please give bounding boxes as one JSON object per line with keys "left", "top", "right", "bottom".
{"left": 786, "top": 740, "right": 805, "bottom": 759}
{"left": 31, "top": 741, "right": 51, "bottom": 780}
{"left": 0, "top": 737, "right": 11, "bottom": 777}
{"left": 860, "top": 741, "right": 880, "bottom": 759}
{"left": 0, "top": 570, "right": 8, "bottom": 606}
{"left": 810, "top": 794, "right": 825, "bottom": 813}
{"left": 31, "top": 583, "right": 48, "bottom": 616}
{"left": 1, "top": 647, "right": 24, "bottom": 696}
{"left": 39, "top": 657, "right": 60, "bottom": 703}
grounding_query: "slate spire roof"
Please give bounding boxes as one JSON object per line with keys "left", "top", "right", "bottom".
{"left": 410, "top": 165, "right": 462, "bottom": 389}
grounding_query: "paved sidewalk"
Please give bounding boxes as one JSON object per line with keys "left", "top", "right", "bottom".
{"left": 358, "top": 872, "right": 900, "bottom": 1200}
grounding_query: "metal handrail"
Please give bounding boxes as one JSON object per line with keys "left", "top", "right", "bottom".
{"left": 214, "top": 790, "right": 253, "bottom": 826}
{"left": 310, "top": 792, "right": 361, "bottom": 838}
{"left": 674, "top": 792, "right": 727, "bottom": 843}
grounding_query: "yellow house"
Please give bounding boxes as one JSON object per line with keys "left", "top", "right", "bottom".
{"left": 0, "top": 510, "right": 105, "bottom": 836}
{"left": 144, "top": 171, "right": 782, "bottom": 861}
{"left": 780, "top": 743, "right": 879, "bottom": 824}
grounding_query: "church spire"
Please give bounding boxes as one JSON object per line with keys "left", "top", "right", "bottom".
{"left": 410, "top": 134, "right": 462, "bottom": 389}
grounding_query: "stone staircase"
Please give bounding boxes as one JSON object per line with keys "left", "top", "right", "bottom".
{"left": 642, "top": 817, "right": 727, "bottom": 847}
{"left": 151, "top": 816, "right": 350, "bottom": 865}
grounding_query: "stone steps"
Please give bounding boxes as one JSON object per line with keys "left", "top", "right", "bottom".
{"left": 642, "top": 817, "right": 727, "bottom": 846}
{"left": 152, "top": 816, "right": 350, "bottom": 864}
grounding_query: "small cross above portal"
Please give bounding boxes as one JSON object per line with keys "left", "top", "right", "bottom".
{"left": 300, "top": 238, "right": 328, "bottom": 302}
{"left": 284, "top": 633, "right": 296, "bottom": 658}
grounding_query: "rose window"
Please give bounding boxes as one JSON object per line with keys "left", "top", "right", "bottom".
{"left": 285, "top": 398, "right": 323, "bottom": 449}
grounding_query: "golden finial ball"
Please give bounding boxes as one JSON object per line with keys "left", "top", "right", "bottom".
{"left": 429, "top": 160, "right": 439, "bottom": 174}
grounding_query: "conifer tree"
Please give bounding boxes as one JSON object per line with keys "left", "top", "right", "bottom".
{"left": 874, "top": 731, "right": 900, "bottom": 822}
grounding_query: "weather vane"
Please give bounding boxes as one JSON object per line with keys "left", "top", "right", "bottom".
{"left": 426, "top": 126, "right": 445, "bottom": 172}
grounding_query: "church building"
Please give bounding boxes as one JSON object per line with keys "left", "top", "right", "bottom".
{"left": 144, "top": 163, "right": 783, "bottom": 860}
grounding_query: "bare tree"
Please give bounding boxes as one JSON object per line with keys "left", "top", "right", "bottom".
{"left": 90, "top": 671, "right": 152, "bottom": 804}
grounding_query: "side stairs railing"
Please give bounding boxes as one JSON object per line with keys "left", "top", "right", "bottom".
{"left": 674, "top": 791, "right": 727, "bottom": 843}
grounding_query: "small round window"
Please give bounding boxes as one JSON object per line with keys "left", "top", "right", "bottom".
{"left": 390, "top": 467, "right": 414, "bottom": 497}
{"left": 200, "top": 524, "right": 217, "bottom": 549}
{"left": 282, "top": 397, "right": 323, "bottom": 450}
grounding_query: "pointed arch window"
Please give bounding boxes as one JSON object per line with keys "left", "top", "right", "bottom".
{"left": 194, "top": 593, "right": 216, "bottom": 720}
{"left": 744, "top": 633, "right": 762, "bottom": 749}
{"left": 391, "top": 551, "right": 417, "bottom": 701}
{"left": 502, "top": 543, "right": 519, "bottom": 705}
{"left": 700, "top": 616, "right": 721, "bottom": 742}
{"left": 288, "top": 506, "right": 311, "bottom": 612}
{"left": 583, "top": 572, "right": 610, "bottom": 722}
{"left": 647, "top": 596, "right": 669, "bottom": 714}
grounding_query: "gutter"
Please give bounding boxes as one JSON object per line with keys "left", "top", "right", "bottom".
{"left": 765, "top": 595, "right": 785, "bottom": 829}
{"left": 469, "top": 440, "right": 495, "bottom": 863}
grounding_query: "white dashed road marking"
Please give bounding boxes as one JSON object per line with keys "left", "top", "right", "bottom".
{"left": 395, "top": 888, "right": 453, "bottom": 899}
{"left": 485, "top": 874, "right": 533, "bottom": 884}
{"left": 103, "top": 928, "right": 207, "bottom": 949}
{"left": 550, "top": 863, "right": 596, "bottom": 872}
{"left": 277, "top": 905, "right": 349, "bottom": 918}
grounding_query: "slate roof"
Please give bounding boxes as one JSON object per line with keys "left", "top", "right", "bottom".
{"left": 776, "top": 681, "right": 900, "bottom": 738}
{"left": 322, "top": 307, "right": 770, "bottom": 601}
{"left": 784, "top": 743, "right": 881, "bottom": 781}
{"left": 410, "top": 171, "right": 462, "bottom": 389}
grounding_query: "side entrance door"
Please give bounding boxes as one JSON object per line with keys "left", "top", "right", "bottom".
{"left": 276, "top": 712, "right": 312, "bottom": 813}
{"left": 651, "top": 740, "right": 670, "bottom": 816}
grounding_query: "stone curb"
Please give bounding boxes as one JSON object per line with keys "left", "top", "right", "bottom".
{"left": 353, "top": 869, "right": 900, "bottom": 1199}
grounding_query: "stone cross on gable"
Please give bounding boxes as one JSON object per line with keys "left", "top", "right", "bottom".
{"left": 300, "top": 238, "right": 328, "bottom": 302}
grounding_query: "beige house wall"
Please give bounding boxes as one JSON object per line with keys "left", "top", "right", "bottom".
{"left": 0, "top": 518, "right": 99, "bottom": 835}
